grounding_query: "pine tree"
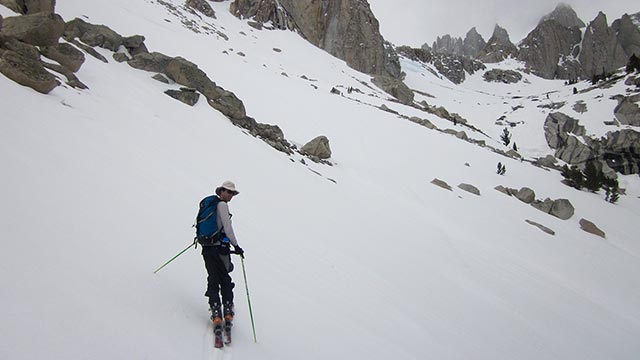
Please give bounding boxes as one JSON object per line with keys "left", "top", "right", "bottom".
{"left": 500, "top": 128, "right": 511, "bottom": 147}
{"left": 583, "top": 161, "right": 604, "bottom": 192}
{"left": 603, "top": 177, "right": 620, "bottom": 203}
{"left": 512, "top": 142, "right": 518, "bottom": 152}
{"left": 497, "top": 162, "right": 506, "bottom": 175}
{"left": 626, "top": 53, "right": 640, "bottom": 73}
{"left": 561, "top": 164, "right": 584, "bottom": 189}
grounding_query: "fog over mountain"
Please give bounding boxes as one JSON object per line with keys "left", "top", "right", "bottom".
{"left": 368, "top": 0, "right": 637, "bottom": 47}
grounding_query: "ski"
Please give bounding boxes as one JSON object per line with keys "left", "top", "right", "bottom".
{"left": 223, "top": 319, "right": 233, "bottom": 345}
{"left": 214, "top": 325, "right": 224, "bottom": 348}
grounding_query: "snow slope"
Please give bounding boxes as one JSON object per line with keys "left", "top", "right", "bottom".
{"left": 1, "top": 1, "right": 640, "bottom": 359}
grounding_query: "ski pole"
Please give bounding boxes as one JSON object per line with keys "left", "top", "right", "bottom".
{"left": 153, "top": 240, "right": 196, "bottom": 274}
{"left": 240, "top": 256, "right": 257, "bottom": 343}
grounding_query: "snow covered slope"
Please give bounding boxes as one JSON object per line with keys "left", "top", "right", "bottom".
{"left": 1, "top": 1, "right": 639, "bottom": 359}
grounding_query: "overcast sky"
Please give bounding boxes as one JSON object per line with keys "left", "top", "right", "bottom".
{"left": 367, "top": 0, "right": 638, "bottom": 47}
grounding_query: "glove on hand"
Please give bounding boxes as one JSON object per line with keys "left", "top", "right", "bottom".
{"left": 234, "top": 245, "right": 245, "bottom": 258}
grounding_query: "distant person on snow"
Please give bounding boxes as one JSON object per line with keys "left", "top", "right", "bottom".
{"left": 195, "top": 180, "right": 244, "bottom": 336}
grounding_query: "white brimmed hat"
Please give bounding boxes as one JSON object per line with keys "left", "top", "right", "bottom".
{"left": 216, "top": 180, "right": 239, "bottom": 195}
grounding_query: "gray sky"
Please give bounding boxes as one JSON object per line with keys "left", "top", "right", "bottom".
{"left": 367, "top": 0, "right": 638, "bottom": 47}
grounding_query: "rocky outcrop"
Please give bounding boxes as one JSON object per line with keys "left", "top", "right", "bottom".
{"left": 614, "top": 94, "right": 640, "bottom": 126}
{"left": 544, "top": 112, "right": 640, "bottom": 175}
{"left": 40, "top": 42, "right": 85, "bottom": 72}
{"left": 431, "top": 178, "right": 452, "bottom": 191}
{"left": 515, "top": 187, "right": 536, "bottom": 204}
{"left": 579, "top": 218, "right": 606, "bottom": 238}
{"left": 518, "top": 19, "right": 582, "bottom": 79}
{"left": 372, "top": 75, "right": 414, "bottom": 105}
{"left": 540, "top": 3, "right": 585, "bottom": 29}
{"left": 63, "top": 18, "right": 148, "bottom": 55}
{"left": 612, "top": 14, "right": 640, "bottom": 59}
{"left": 432, "top": 34, "right": 463, "bottom": 56}
{"left": 0, "top": 12, "right": 65, "bottom": 46}
{"left": 230, "top": 0, "right": 401, "bottom": 78}
{"left": 165, "top": 87, "right": 200, "bottom": 106}
{"left": 301, "top": 136, "right": 332, "bottom": 160}
{"left": 531, "top": 198, "right": 575, "bottom": 220}
{"left": 599, "top": 130, "right": 640, "bottom": 175}
{"left": 580, "top": 12, "right": 628, "bottom": 78}
{"left": 185, "top": 0, "right": 215, "bottom": 18}
{"left": 477, "top": 25, "right": 518, "bottom": 63}
{"left": 458, "top": 183, "right": 480, "bottom": 196}
{"left": 463, "top": 27, "right": 486, "bottom": 59}
{"left": 0, "top": 49, "right": 59, "bottom": 93}
{"left": 397, "top": 46, "right": 485, "bottom": 84}
{"left": 0, "top": 0, "right": 55, "bottom": 14}
{"left": 525, "top": 220, "right": 556, "bottom": 235}
{"left": 483, "top": 69, "right": 522, "bottom": 83}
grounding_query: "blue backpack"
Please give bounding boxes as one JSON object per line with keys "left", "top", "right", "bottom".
{"left": 195, "top": 195, "right": 224, "bottom": 246}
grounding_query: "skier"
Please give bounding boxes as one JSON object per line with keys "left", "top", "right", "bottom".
{"left": 197, "top": 180, "right": 244, "bottom": 346}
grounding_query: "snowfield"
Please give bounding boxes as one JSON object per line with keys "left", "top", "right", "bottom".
{"left": 1, "top": 1, "right": 640, "bottom": 359}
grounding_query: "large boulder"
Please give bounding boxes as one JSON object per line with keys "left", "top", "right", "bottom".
{"left": 550, "top": 199, "right": 575, "bottom": 220}
{"left": 0, "top": 0, "right": 23, "bottom": 13}
{"left": 0, "top": 12, "right": 65, "bottom": 46}
{"left": 0, "top": 49, "right": 59, "bottom": 93}
{"left": 23, "top": 0, "right": 56, "bottom": 14}
{"left": 300, "top": 136, "right": 332, "bottom": 159}
{"left": 40, "top": 42, "right": 85, "bottom": 72}
{"left": 458, "top": 183, "right": 480, "bottom": 196}
{"left": 515, "top": 187, "right": 536, "bottom": 204}
{"left": 614, "top": 93, "right": 640, "bottom": 127}
{"left": 543, "top": 112, "right": 587, "bottom": 149}
{"left": 63, "top": 18, "right": 124, "bottom": 51}
{"left": 127, "top": 52, "right": 173, "bottom": 73}
{"left": 579, "top": 12, "right": 628, "bottom": 79}
{"left": 579, "top": 218, "right": 606, "bottom": 238}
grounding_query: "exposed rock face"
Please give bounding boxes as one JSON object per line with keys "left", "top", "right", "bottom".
{"left": 63, "top": 18, "right": 148, "bottom": 56}
{"left": 580, "top": 12, "right": 628, "bottom": 78}
{"left": 612, "top": 14, "right": 640, "bottom": 59}
{"left": 515, "top": 187, "right": 536, "bottom": 204}
{"left": 40, "top": 42, "right": 85, "bottom": 72}
{"left": 518, "top": 19, "right": 582, "bottom": 79}
{"left": 544, "top": 112, "right": 640, "bottom": 175}
{"left": 185, "top": 0, "right": 215, "bottom": 18}
{"left": 614, "top": 94, "right": 640, "bottom": 126}
{"left": 0, "top": 0, "right": 55, "bottom": 14}
{"left": 301, "top": 136, "right": 332, "bottom": 159}
{"left": 0, "top": 49, "right": 59, "bottom": 93}
{"left": 463, "top": 27, "right": 486, "bottom": 59}
{"left": 432, "top": 34, "right": 463, "bottom": 56}
{"left": 230, "top": 0, "right": 401, "bottom": 78}
{"left": 396, "top": 46, "right": 485, "bottom": 84}
{"left": 531, "top": 198, "right": 575, "bottom": 220}
{"left": 483, "top": 69, "right": 522, "bottom": 83}
{"left": 371, "top": 75, "right": 414, "bottom": 104}
{"left": 165, "top": 88, "right": 200, "bottom": 106}
{"left": 600, "top": 130, "right": 640, "bottom": 175}
{"left": 540, "top": 3, "right": 585, "bottom": 29}
{"left": 23, "top": 0, "right": 56, "bottom": 14}
{"left": 1, "top": 12, "right": 65, "bottom": 46}
{"left": 477, "top": 25, "right": 518, "bottom": 63}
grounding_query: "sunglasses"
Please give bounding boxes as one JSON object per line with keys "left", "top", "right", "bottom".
{"left": 224, "top": 189, "right": 238, "bottom": 195}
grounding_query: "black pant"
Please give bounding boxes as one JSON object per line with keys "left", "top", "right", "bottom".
{"left": 202, "top": 246, "right": 234, "bottom": 309}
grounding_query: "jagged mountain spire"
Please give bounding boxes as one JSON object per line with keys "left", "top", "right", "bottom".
{"left": 540, "top": 3, "right": 586, "bottom": 29}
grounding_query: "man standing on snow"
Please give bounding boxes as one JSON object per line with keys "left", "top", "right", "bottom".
{"left": 196, "top": 180, "right": 244, "bottom": 345}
